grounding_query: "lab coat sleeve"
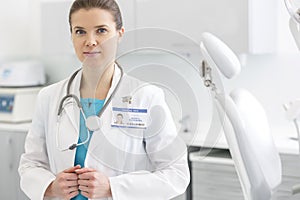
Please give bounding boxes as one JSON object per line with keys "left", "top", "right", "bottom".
{"left": 18, "top": 89, "right": 56, "bottom": 200}
{"left": 109, "top": 88, "right": 190, "bottom": 200}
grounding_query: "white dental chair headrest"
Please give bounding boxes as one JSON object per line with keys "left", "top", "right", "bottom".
{"left": 200, "top": 32, "right": 241, "bottom": 79}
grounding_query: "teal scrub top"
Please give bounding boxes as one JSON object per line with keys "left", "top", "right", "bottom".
{"left": 72, "top": 98, "right": 105, "bottom": 200}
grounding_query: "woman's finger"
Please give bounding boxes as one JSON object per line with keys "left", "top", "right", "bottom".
{"left": 65, "top": 180, "right": 79, "bottom": 187}
{"left": 75, "top": 167, "right": 96, "bottom": 174}
{"left": 64, "top": 165, "right": 81, "bottom": 173}
{"left": 78, "top": 179, "right": 90, "bottom": 187}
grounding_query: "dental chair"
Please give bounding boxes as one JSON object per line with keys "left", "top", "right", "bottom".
{"left": 284, "top": 0, "right": 300, "bottom": 195}
{"left": 283, "top": 100, "right": 300, "bottom": 195}
{"left": 200, "top": 32, "right": 282, "bottom": 200}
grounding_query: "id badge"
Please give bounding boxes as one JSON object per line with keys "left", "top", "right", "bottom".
{"left": 111, "top": 107, "right": 147, "bottom": 129}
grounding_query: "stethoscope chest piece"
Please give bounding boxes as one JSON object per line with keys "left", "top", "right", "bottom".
{"left": 56, "top": 63, "right": 123, "bottom": 151}
{"left": 86, "top": 115, "right": 101, "bottom": 131}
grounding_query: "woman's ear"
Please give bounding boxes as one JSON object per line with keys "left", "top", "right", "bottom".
{"left": 118, "top": 27, "right": 125, "bottom": 43}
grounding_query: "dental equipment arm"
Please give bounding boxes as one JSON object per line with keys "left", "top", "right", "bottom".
{"left": 283, "top": 100, "right": 300, "bottom": 153}
{"left": 289, "top": 18, "right": 300, "bottom": 50}
{"left": 283, "top": 100, "right": 300, "bottom": 195}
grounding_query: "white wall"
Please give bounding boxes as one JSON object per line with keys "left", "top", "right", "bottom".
{"left": 40, "top": 0, "right": 80, "bottom": 83}
{"left": 133, "top": 0, "right": 249, "bottom": 54}
{"left": 0, "top": 0, "right": 40, "bottom": 61}
{"left": 277, "top": 0, "right": 299, "bottom": 53}
{"left": 227, "top": 53, "right": 300, "bottom": 136}
{"left": 248, "top": 0, "right": 278, "bottom": 54}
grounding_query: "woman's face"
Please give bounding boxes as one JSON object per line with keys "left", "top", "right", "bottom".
{"left": 70, "top": 8, "right": 124, "bottom": 64}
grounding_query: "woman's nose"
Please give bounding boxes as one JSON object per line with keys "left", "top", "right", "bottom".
{"left": 85, "top": 34, "right": 97, "bottom": 47}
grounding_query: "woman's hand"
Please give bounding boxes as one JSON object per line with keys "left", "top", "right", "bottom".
{"left": 75, "top": 168, "right": 112, "bottom": 198}
{"left": 45, "top": 165, "right": 81, "bottom": 199}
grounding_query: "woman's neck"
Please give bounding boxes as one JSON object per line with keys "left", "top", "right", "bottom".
{"left": 80, "top": 62, "right": 115, "bottom": 99}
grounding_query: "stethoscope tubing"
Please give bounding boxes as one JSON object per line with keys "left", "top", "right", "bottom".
{"left": 56, "top": 62, "right": 124, "bottom": 151}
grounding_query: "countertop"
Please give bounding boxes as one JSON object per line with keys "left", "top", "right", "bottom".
{"left": 180, "top": 127, "right": 300, "bottom": 155}
{"left": 0, "top": 121, "right": 299, "bottom": 155}
{"left": 0, "top": 122, "right": 31, "bottom": 132}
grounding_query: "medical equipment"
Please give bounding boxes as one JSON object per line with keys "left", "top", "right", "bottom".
{"left": 284, "top": 0, "right": 300, "bottom": 49}
{"left": 0, "top": 60, "right": 46, "bottom": 87}
{"left": 0, "top": 87, "right": 43, "bottom": 123}
{"left": 56, "top": 62, "right": 123, "bottom": 151}
{"left": 282, "top": 100, "right": 300, "bottom": 195}
{"left": 200, "top": 32, "right": 282, "bottom": 200}
{"left": 283, "top": 100, "right": 300, "bottom": 151}
{"left": 283, "top": 0, "right": 300, "bottom": 151}
{"left": 284, "top": 0, "right": 300, "bottom": 195}
{"left": 0, "top": 60, "right": 45, "bottom": 123}
{"left": 283, "top": 100, "right": 300, "bottom": 195}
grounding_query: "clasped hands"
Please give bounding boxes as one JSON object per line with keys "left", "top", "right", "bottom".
{"left": 45, "top": 165, "right": 112, "bottom": 199}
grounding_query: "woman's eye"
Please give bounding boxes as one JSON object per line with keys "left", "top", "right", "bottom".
{"left": 97, "top": 28, "right": 107, "bottom": 34}
{"left": 75, "top": 29, "right": 85, "bottom": 35}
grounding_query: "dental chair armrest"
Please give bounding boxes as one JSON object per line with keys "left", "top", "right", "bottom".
{"left": 292, "top": 184, "right": 300, "bottom": 195}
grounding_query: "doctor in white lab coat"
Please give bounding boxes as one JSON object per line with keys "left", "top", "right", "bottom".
{"left": 18, "top": 0, "right": 190, "bottom": 200}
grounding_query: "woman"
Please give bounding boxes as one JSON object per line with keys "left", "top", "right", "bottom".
{"left": 19, "top": 0, "right": 190, "bottom": 199}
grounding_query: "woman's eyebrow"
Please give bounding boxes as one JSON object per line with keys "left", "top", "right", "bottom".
{"left": 73, "top": 25, "right": 110, "bottom": 29}
{"left": 95, "top": 24, "right": 110, "bottom": 28}
{"left": 73, "top": 26, "right": 85, "bottom": 29}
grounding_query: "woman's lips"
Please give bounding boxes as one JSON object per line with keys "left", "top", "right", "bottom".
{"left": 83, "top": 51, "right": 101, "bottom": 57}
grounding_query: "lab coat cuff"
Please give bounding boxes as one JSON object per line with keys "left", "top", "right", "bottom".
{"left": 42, "top": 177, "right": 56, "bottom": 200}
{"left": 21, "top": 168, "right": 56, "bottom": 200}
{"left": 109, "top": 176, "right": 122, "bottom": 200}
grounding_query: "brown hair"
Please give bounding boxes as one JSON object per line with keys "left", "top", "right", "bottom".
{"left": 69, "top": 0, "right": 123, "bottom": 32}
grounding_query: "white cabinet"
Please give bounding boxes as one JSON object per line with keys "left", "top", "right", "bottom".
{"left": 190, "top": 149, "right": 300, "bottom": 200}
{"left": 135, "top": 0, "right": 248, "bottom": 54}
{"left": 190, "top": 149, "right": 243, "bottom": 200}
{"left": 117, "top": 0, "right": 277, "bottom": 54}
{"left": 40, "top": 0, "right": 276, "bottom": 55}
{"left": 276, "top": 153, "right": 300, "bottom": 200}
{"left": 0, "top": 127, "right": 29, "bottom": 200}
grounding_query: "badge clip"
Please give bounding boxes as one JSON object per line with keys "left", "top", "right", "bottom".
{"left": 122, "top": 96, "right": 132, "bottom": 104}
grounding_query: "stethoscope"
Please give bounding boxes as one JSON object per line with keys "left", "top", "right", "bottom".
{"left": 56, "top": 62, "right": 124, "bottom": 151}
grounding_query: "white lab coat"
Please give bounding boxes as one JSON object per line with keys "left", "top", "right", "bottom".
{"left": 19, "top": 65, "right": 190, "bottom": 200}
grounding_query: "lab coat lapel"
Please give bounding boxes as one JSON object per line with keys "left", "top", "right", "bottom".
{"left": 54, "top": 70, "right": 82, "bottom": 171}
{"left": 88, "top": 64, "right": 121, "bottom": 154}
{"left": 67, "top": 69, "right": 82, "bottom": 132}
{"left": 104, "top": 64, "right": 122, "bottom": 105}
{"left": 58, "top": 69, "right": 82, "bottom": 152}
